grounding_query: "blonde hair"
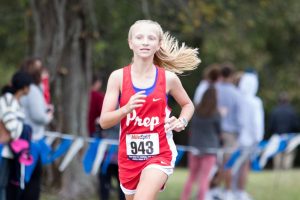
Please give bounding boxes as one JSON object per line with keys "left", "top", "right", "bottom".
{"left": 128, "top": 20, "right": 201, "bottom": 74}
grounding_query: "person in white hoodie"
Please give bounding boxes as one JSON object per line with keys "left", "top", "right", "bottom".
{"left": 234, "top": 71, "right": 264, "bottom": 200}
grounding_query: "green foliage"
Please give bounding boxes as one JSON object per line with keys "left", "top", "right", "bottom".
{"left": 0, "top": 64, "right": 15, "bottom": 87}
{"left": 0, "top": 1, "right": 28, "bottom": 72}
{"left": 0, "top": 0, "right": 29, "bottom": 87}
{"left": 92, "top": 0, "right": 143, "bottom": 70}
{"left": 162, "top": 0, "right": 300, "bottom": 116}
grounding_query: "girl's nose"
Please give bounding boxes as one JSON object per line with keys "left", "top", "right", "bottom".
{"left": 142, "top": 38, "right": 149, "bottom": 45}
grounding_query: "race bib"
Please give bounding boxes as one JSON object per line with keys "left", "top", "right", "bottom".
{"left": 126, "top": 133, "right": 159, "bottom": 161}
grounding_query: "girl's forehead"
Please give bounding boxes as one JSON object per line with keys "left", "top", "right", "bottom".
{"left": 131, "top": 23, "right": 160, "bottom": 35}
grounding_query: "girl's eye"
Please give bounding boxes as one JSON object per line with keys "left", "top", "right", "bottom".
{"left": 148, "top": 36, "right": 156, "bottom": 40}
{"left": 136, "top": 35, "right": 143, "bottom": 40}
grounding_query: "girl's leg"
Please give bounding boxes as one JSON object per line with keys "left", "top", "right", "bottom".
{"left": 197, "top": 155, "right": 216, "bottom": 200}
{"left": 133, "top": 168, "right": 168, "bottom": 200}
{"left": 125, "top": 194, "right": 134, "bottom": 200}
{"left": 180, "top": 153, "right": 200, "bottom": 200}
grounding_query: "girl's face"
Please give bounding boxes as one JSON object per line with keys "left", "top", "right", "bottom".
{"left": 128, "top": 23, "right": 161, "bottom": 59}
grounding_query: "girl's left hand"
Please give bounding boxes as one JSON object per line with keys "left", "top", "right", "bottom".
{"left": 164, "top": 116, "right": 186, "bottom": 133}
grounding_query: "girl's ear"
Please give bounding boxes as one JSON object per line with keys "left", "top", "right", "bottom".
{"left": 156, "top": 42, "right": 161, "bottom": 51}
{"left": 128, "top": 39, "right": 133, "bottom": 50}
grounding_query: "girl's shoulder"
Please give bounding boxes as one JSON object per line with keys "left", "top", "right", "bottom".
{"left": 165, "top": 69, "right": 181, "bottom": 93}
{"left": 165, "top": 70, "right": 177, "bottom": 82}
{"left": 107, "top": 68, "right": 124, "bottom": 91}
{"left": 109, "top": 68, "right": 123, "bottom": 81}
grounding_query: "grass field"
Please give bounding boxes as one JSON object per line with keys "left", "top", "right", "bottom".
{"left": 158, "top": 168, "right": 300, "bottom": 200}
{"left": 42, "top": 168, "right": 300, "bottom": 200}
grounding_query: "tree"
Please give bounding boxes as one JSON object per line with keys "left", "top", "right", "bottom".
{"left": 28, "top": 0, "right": 97, "bottom": 198}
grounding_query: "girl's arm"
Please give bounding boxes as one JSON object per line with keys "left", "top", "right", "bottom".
{"left": 99, "top": 70, "right": 124, "bottom": 129}
{"left": 166, "top": 71, "right": 194, "bottom": 132}
{"left": 99, "top": 70, "right": 146, "bottom": 129}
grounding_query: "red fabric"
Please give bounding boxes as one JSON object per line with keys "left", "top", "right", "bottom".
{"left": 88, "top": 90, "right": 104, "bottom": 136}
{"left": 119, "top": 64, "right": 175, "bottom": 191}
{"left": 41, "top": 75, "right": 51, "bottom": 104}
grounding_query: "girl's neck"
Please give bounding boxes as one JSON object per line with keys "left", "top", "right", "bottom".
{"left": 131, "top": 57, "right": 155, "bottom": 74}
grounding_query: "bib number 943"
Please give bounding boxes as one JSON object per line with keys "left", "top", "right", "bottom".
{"left": 126, "top": 133, "right": 159, "bottom": 161}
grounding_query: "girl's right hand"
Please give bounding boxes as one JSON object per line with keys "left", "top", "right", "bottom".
{"left": 123, "top": 90, "right": 146, "bottom": 114}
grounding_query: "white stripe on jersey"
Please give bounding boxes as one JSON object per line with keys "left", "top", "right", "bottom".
{"left": 165, "top": 107, "right": 178, "bottom": 168}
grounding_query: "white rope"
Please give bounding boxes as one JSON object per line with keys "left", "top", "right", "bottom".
{"left": 45, "top": 131, "right": 119, "bottom": 145}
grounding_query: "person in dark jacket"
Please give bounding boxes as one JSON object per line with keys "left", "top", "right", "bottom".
{"left": 270, "top": 92, "right": 299, "bottom": 169}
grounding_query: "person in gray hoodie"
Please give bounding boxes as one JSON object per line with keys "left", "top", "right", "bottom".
{"left": 212, "top": 63, "right": 243, "bottom": 200}
{"left": 20, "top": 58, "right": 53, "bottom": 141}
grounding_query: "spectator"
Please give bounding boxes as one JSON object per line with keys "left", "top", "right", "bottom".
{"left": 20, "top": 58, "right": 53, "bottom": 142}
{"left": 7, "top": 58, "right": 53, "bottom": 200}
{"left": 181, "top": 86, "right": 221, "bottom": 200}
{"left": 270, "top": 92, "right": 299, "bottom": 169}
{"left": 235, "top": 71, "right": 264, "bottom": 200}
{"left": 98, "top": 125, "right": 125, "bottom": 200}
{"left": 88, "top": 75, "right": 105, "bottom": 137}
{"left": 87, "top": 74, "right": 123, "bottom": 200}
{"left": 0, "top": 71, "right": 32, "bottom": 200}
{"left": 213, "top": 63, "right": 242, "bottom": 200}
{"left": 193, "top": 63, "right": 220, "bottom": 105}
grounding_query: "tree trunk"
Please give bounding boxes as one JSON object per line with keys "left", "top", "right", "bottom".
{"left": 29, "top": 0, "right": 96, "bottom": 199}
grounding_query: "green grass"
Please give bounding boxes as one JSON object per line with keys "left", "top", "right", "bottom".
{"left": 160, "top": 168, "right": 300, "bottom": 200}
{"left": 42, "top": 168, "right": 300, "bottom": 200}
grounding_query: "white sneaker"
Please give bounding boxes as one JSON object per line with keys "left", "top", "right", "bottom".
{"left": 209, "top": 187, "right": 223, "bottom": 200}
{"left": 235, "top": 191, "right": 253, "bottom": 200}
{"left": 223, "top": 190, "right": 235, "bottom": 200}
{"left": 205, "top": 191, "right": 213, "bottom": 200}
